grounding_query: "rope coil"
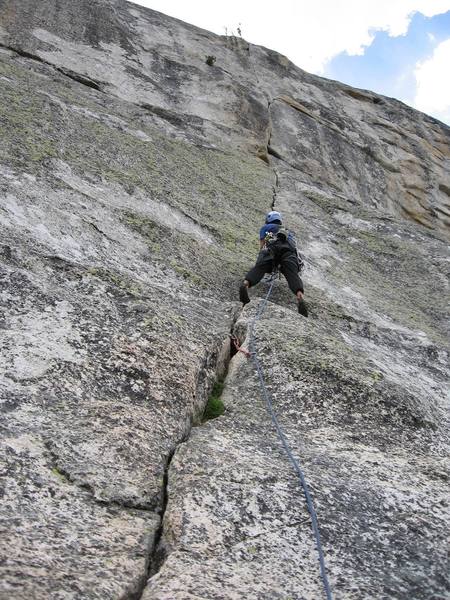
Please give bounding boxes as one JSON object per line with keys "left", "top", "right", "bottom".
{"left": 246, "top": 273, "right": 333, "bottom": 600}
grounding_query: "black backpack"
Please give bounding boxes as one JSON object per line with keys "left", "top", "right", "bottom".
{"left": 265, "top": 227, "right": 304, "bottom": 273}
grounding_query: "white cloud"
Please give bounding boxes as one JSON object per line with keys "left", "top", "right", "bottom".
{"left": 135, "top": 1, "right": 450, "bottom": 73}
{"left": 414, "top": 38, "right": 450, "bottom": 124}
{"left": 287, "top": 0, "right": 450, "bottom": 72}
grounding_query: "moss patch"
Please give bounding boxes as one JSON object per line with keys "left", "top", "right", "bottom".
{"left": 202, "top": 380, "right": 225, "bottom": 421}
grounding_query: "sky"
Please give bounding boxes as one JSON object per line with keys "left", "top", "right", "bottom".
{"left": 133, "top": 1, "right": 450, "bottom": 126}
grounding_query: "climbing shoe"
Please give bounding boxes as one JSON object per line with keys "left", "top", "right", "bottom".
{"left": 297, "top": 298, "right": 308, "bottom": 317}
{"left": 239, "top": 284, "right": 250, "bottom": 305}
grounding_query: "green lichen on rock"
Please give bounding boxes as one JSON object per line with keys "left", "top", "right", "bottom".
{"left": 334, "top": 225, "right": 447, "bottom": 344}
{"left": 292, "top": 183, "right": 448, "bottom": 346}
{"left": 0, "top": 53, "right": 271, "bottom": 293}
{"left": 86, "top": 266, "right": 142, "bottom": 297}
{"left": 1, "top": 3, "right": 449, "bottom": 599}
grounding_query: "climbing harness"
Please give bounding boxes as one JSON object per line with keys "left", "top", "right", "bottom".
{"left": 245, "top": 271, "right": 333, "bottom": 600}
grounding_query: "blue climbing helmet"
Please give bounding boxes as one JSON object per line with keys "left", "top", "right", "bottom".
{"left": 265, "top": 210, "right": 282, "bottom": 224}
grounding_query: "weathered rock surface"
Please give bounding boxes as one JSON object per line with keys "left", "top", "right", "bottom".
{"left": 1, "top": 0, "right": 449, "bottom": 235}
{"left": 146, "top": 198, "right": 450, "bottom": 599}
{"left": 0, "top": 0, "right": 449, "bottom": 598}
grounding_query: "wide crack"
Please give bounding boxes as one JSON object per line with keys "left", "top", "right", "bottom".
{"left": 133, "top": 127, "right": 279, "bottom": 589}
{"left": 142, "top": 448, "right": 175, "bottom": 582}
{"left": 266, "top": 99, "right": 281, "bottom": 212}
{"left": 134, "top": 313, "right": 242, "bottom": 599}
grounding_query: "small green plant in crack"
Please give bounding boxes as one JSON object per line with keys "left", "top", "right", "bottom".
{"left": 202, "top": 380, "right": 225, "bottom": 421}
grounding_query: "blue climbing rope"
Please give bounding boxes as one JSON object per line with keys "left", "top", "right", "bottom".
{"left": 247, "top": 273, "right": 333, "bottom": 600}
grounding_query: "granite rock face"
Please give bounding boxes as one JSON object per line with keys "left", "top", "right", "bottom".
{"left": 0, "top": 1, "right": 449, "bottom": 599}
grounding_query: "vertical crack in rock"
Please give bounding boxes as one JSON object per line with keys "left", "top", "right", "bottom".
{"left": 136, "top": 323, "right": 240, "bottom": 599}
{"left": 130, "top": 449, "right": 174, "bottom": 600}
{"left": 267, "top": 99, "right": 281, "bottom": 210}
{"left": 271, "top": 169, "right": 280, "bottom": 210}
{"left": 266, "top": 98, "right": 274, "bottom": 158}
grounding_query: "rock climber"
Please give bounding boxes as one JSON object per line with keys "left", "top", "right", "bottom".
{"left": 239, "top": 210, "right": 308, "bottom": 317}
